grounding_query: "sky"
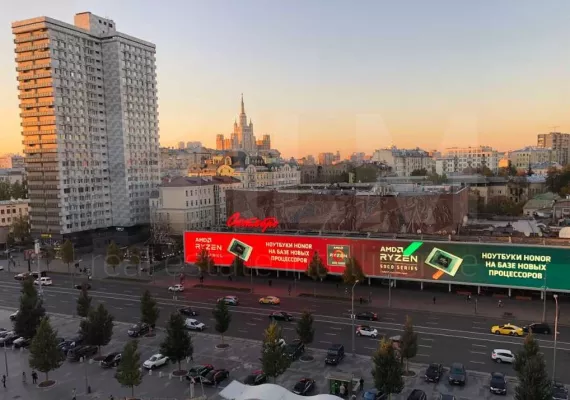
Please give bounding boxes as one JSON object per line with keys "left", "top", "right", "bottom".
{"left": 1, "top": 0, "right": 570, "bottom": 158}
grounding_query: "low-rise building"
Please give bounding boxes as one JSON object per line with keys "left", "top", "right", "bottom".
{"left": 0, "top": 169, "right": 25, "bottom": 185}
{"left": 508, "top": 147, "right": 556, "bottom": 169}
{"left": 300, "top": 163, "right": 352, "bottom": 183}
{"left": 522, "top": 192, "right": 560, "bottom": 216}
{"left": 0, "top": 155, "right": 24, "bottom": 170}
{"left": 0, "top": 199, "right": 29, "bottom": 227}
{"left": 442, "top": 146, "right": 500, "bottom": 173}
{"left": 371, "top": 147, "right": 434, "bottom": 176}
{"left": 159, "top": 147, "right": 213, "bottom": 178}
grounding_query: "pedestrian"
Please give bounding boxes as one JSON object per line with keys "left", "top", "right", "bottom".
{"left": 433, "top": 296, "right": 436, "bottom": 304}
{"left": 288, "top": 284, "right": 292, "bottom": 296}
{"left": 72, "top": 387, "right": 77, "bottom": 400}
{"left": 32, "top": 371, "right": 38, "bottom": 384}
{"left": 339, "top": 383, "right": 346, "bottom": 397}
{"left": 359, "top": 297, "right": 363, "bottom": 305}
{"left": 268, "top": 279, "right": 272, "bottom": 287}
{"left": 2, "top": 375, "right": 5, "bottom": 388}
{"left": 359, "top": 377, "right": 364, "bottom": 390}
{"left": 22, "top": 371, "right": 26, "bottom": 383}
{"left": 498, "top": 299, "right": 503, "bottom": 308}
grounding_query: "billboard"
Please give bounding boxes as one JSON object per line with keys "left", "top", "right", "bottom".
{"left": 184, "top": 231, "right": 570, "bottom": 291}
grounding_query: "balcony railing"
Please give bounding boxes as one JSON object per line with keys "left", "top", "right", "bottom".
{"left": 15, "top": 52, "right": 50, "bottom": 62}
{"left": 18, "top": 82, "right": 52, "bottom": 90}
{"left": 16, "top": 63, "right": 51, "bottom": 72}
{"left": 22, "top": 129, "right": 57, "bottom": 136}
{"left": 23, "top": 138, "right": 57, "bottom": 145}
{"left": 14, "top": 33, "right": 49, "bottom": 43}
{"left": 15, "top": 43, "right": 50, "bottom": 53}
{"left": 19, "top": 100, "right": 53, "bottom": 108}
{"left": 17, "top": 72, "right": 52, "bottom": 81}
{"left": 20, "top": 110, "right": 55, "bottom": 118}
{"left": 22, "top": 120, "right": 55, "bottom": 126}
{"left": 19, "top": 91, "right": 53, "bottom": 99}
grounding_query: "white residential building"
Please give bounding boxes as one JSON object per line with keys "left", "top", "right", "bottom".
{"left": 371, "top": 147, "right": 433, "bottom": 176}
{"left": 149, "top": 176, "right": 242, "bottom": 234}
{"left": 508, "top": 146, "right": 556, "bottom": 168}
{"left": 217, "top": 163, "right": 301, "bottom": 189}
{"left": 12, "top": 12, "right": 160, "bottom": 239}
{"left": 442, "top": 146, "right": 500, "bottom": 172}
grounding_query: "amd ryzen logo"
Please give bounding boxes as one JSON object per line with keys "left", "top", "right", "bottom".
{"left": 379, "top": 246, "right": 418, "bottom": 263}
{"left": 327, "top": 245, "right": 350, "bottom": 266}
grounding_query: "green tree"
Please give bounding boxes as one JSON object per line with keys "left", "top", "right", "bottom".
{"left": 342, "top": 257, "right": 366, "bottom": 285}
{"left": 514, "top": 333, "right": 541, "bottom": 374}
{"left": 372, "top": 338, "right": 404, "bottom": 398}
{"left": 106, "top": 241, "right": 122, "bottom": 272}
{"left": 140, "top": 290, "right": 160, "bottom": 329}
{"left": 233, "top": 255, "right": 245, "bottom": 277}
{"left": 306, "top": 252, "right": 328, "bottom": 295}
{"left": 160, "top": 313, "right": 193, "bottom": 371}
{"left": 212, "top": 299, "right": 231, "bottom": 345}
{"left": 400, "top": 316, "right": 418, "bottom": 372}
{"left": 116, "top": 339, "right": 143, "bottom": 398}
{"left": 296, "top": 310, "right": 314, "bottom": 349}
{"left": 28, "top": 317, "right": 65, "bottom": 382}
{"left": 42, "top": 246, "right": 55, "bottom": 272}
{"left": 261, "top": 322, "right": 290, "bottom": 382}
{"left": 129, "top": 247, "right": 141, "bottom": 267}
{"left": 14, "top": 278, "right": 45, "bottom": 339}
{"left": 11, "top": 180, "right": 27, "bottom": 199}
{"left": 60, "top": 239, "right": 74, "bottom": 274}
{"left": 515, "top": 355, "right": 552, "bottom": 400}
{"left": 410, "top": 168, "right": 428, "bottom": 176}
{"left": 195, "top": 248, "right": 215, "bottom": 274}
{"left": 11, "top": 215, "right": 30, "bottom": 243}
{"left": 76, "top": 285, "right": 92, "bottom": 318}
{"left": 0, "top": 181, "right": 11, "bottom": 201}
{"left": 79, "top": 303, "right": 114, "bottom": 353}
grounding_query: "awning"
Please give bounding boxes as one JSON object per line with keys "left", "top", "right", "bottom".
{"left": 219, "top": 380, "right": 343, "bottom": 400}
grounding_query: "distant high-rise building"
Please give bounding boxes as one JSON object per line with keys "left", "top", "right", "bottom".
{"left": 537, "top": 132, "right": 570, "bottom": 165}
{"left": 12, "top": 12, "right": 159, "bottom": 239}
{"left": 216, "top": 134, "right": 225, "bottom": 150}
{"left": 223, "top": 138, "right": 232, "bottom": 151}
{"left": 177, "top": 141, "right": 185, "bottom": 150}
{"left": 318, "top": 152, "right": 336, "bottom": 165}
{"left": 256, "top": 134, "right": 271, "bottom": 150}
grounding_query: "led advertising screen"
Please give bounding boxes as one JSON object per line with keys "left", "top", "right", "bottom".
{"left": 184, "top": 231, "right": 570, "bottom": 291}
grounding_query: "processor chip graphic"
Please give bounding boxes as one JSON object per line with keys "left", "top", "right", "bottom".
{"left": 227, "top": 238, "right": 253, "bottom": 262}
{"left": 425, "top": 247, "right": 464, "bottom": 280}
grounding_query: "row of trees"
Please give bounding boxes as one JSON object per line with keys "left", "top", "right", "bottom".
{"left": 546, "top": 165, "right": 570, "bottom": 196}
{"left": 0, "top": 180, "right": 27, "bottom": 201}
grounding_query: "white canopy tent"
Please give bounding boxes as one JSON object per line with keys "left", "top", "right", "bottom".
{"left": 219, "top": 380, "right": 343, "bottom": 400}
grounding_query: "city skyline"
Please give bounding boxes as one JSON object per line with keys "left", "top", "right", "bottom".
{"left": 1, "top": 0, "right": 570, "bottom": 158}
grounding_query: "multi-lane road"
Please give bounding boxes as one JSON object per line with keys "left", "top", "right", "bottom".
{"left": 0, "top": 273, "right": 568, "bottom": 382}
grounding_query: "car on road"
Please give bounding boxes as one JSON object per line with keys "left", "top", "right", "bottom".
{"left": 143, "top": 354, "right": 169, "bottom": 369}
{"left": 284, "top": 340, "right": 305, "bottom": 360}
{"left": 356, "top": 325, "right": 378, "bottom": 338}
{"left": 292, "top": 378, "right": 315, "bottom": 395}
{"left": 491, "top": 349, "right": 515, "bottom": 364}
{"left": 489, "top": 372, "right": 507, "bottom": 395}
{"left": 217, "top": 296, "right": 239, "bottom": 305}
{"left": 186, "top": 364, "right": 215, "bottom": 381}
{"left": 522, "top": 322, "right": 551, "bottom": 335}
{"left": 9, "top": 310, "right": 19, "bottom": 321}
{"left": 74, "top": 283, "right": 91, "bottom": 290}
{"left": 552, "top": 381, "right": 569, "bottom": 400}
{"left": 0, "top": 331, "right": 18, "bottom": 347}
{"left": 259, "top": 296, "right": 280, "bottom": 305}
{"left": 67, "top": 345, "right": 98, "bottom": 362}
{"left": 168, "top": 284, "right": 184, "bottom": 292}
{"left": 325, "top": 344, "right": 345, "bottom": 366}
{"left": 201, "top": 369, "right": 229, "bottom": 385}
{"left": 407, "top": 389, "right": 427, "bottom": 400}
{"left": 179, "top": 307, "right": 199, "bottom": 317}
{"left": 184, "top": 318, "right": 206, "bottom": 331}
{"left": 448, "top": 363, "right": 467, "bottom": 386}
{"left": 491, "top": 323, "right": 523, "bottom": 336}
{"left": 363, "top": 389, "right": 388, "bottom": 400}
{"left": 269, "top": 311, "right": 293, "bottom": 322}
{"left": 34, "top": 277, "right": 52, "bottom": 286}
{"left": 57, "top": 340, "right": 77, "bottom": 355}
{"left": 12, "top": 337, "right": 30, "bottom": 349}
{"left": 438, "top": 395, "right": 456, "bottom": 400}
{"left": 356, "top": 311, "right": 378, "bottom": 321}
{"left": 101, "top": 352, "right": 122, "bottom": 368}
{"left": 127, "top": 323, "right": 150, "bottom": 337}
{"left": 424, "top": 363, "right": 443, "bottom": 382}
{"left": 244, "top": 370, "right": 267, "bottom": 386}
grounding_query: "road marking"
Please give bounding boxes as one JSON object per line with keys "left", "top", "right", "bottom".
{"left": 472, "top": 321, "right": 486, "bottom": 325}
{"left": 416, "top": 353, "right": 429, "bottom": 357}
{"left": 252, "top": 317, "right": 263, "bottom": 321}
{"left": 386, "top": 313, "right": 397, "bottom": 316}
{"left": 246, "top": 323, "right": 256, "bottom": 326}
{"left": 325, "top": 333, "right": 337, "bottom": 336}
{"left": 384, "top": 318, "right": 395, "bottom": 321}
{"left": 125, "top": 303, "right": 135, "bottom": 307}
{"left": 364, "top": 347, "right": 376, "bottom": 350}
{"left": 421, "top": 338, "right": 434, "bottom": 341}
{"left": 283, "top": 327, "right": 294, "bottom": 331}
{"left": 470, "top": 351, "right": 487, "bottom": 355}
{"left": 426, "top": 322, "right": 438, "bottom": 325}
{"left": 330, "top": 327, "right": 342, "bottom": 331}
{"left": 318, "top": 341, "right": 330, "bottom": 344}
{"left": 470, "top": 361, "right": 485, "bottom": 364}
{"left": 238, "top": 329, "right": 248, "bottom": 333}
{"left": 60, "top": 300, "right": 69, "bottom": 303}
{"left": 418, "top": 344, "right": 432, "bottom": 348}
{"left": 116, "top": 307, "right": 124, "bottom": 310}
{"left": 472, "top": 344, "right": 487, "bottom": 348}
{"left": 471, "top": 327, "right": 486, "bottom": 330}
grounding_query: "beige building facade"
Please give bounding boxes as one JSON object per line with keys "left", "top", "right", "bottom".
{"left": 0, "top": 199, "right": 29, "bottom": 228}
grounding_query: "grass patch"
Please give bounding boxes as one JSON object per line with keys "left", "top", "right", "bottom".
{"left": 193, "top": 284, "right": 252, "bottom": 293}
{"left": 298, "top": 293, "right": 369, "bottom": 303}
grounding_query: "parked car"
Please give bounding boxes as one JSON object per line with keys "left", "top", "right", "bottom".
{"left": 12, "top": 337, "right": 30, "bottom": 349}
{"left": 489, "top": 372, "right": 507, "bottom": 395}
{"left": 67, "top": 345, "right": 98, "bottom": 362}
{"left": 424, "top": 363, "right": 443, "bottom": 382}
{"left": 34, "top": 277, "right": 52, "bottom": 286}
{"left": 490, "top": 323, "right": 523, "bottom": 336}
{"left": 491, "top": 349, "right": 515, "bottom": 364}
{"left": 356, "top": 311, "right": 378, "bottom": 321}
{"left": 101, "top": 352, "right": 122, "bottom": 368}
{"left": 522, "top": 322, "right": 551, "bottom": 335}
{"left": 552, "top": 381, "right": 569, "bottom": 400}
{"left": 217, "top": 296, "right": 239, "bottom": 305}
{"left": 407, "top": 389, "right": 427, "bottom": 400}
{"left": 363, "top": 389, "right": 388, "bottom": 400}
{"left": 168, "top": 284, "right": 184, "bottom": 292}
{"left": 9, "top": 310, "right": 19, "bottom": 321}
{"left": 356, "top": 325, "right": 378, "bottom": 338}
{"left": 292, "top": 378, "right": 315, "bottom": 395}
{"left": 448, "top": 363, "right": 467, "bottom": 386}
{"left": 438, "top": 395, "right": 456, "bottom": 400}
{"left": 127, "top": 323, "right": 150, "bottom": 337}
{"left": 284, "top": 340, "right": 305, "bottom": 360}
{"left": 179, "top": 307, "right": 198, "bottom": 317}
{"left": 200, "top": 369, "right": 229, "bottom": 385}
{"left": 186, "top": 364, "right": 215, "bottom": 381}
{"left": 57, "top": 340, "right": 77, "bottom": 355}
{"left": 269, "top": 311, "right": 293, "bottom": 322}
{"left": 325, "top": 344, "right": 345, "bottom": 366}
{"left": 244, "top": 370, "right": 267, "bottom": 386}
{"left": 143, "top": 354, "right": 169, "bottom": 369}
{"left": 0, "top": 331, "right": 18, "bottom": 347}
{"left": 184, "top": 318, "right": 206, "bottom": 331}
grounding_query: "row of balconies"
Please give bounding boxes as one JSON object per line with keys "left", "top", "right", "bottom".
{"left": 22, "top": 129, "right": 57, "bottom": 136}
{"left": 22, "top": 120, "right": 56, "bottom": 127}
{"left": 18, "top": 81, "right": 52, "bottom": 90}
{"left": 17, "top": 71, "right": 52, "bottom": 81}
{"left": 19, "top": 91, "right": 53, "bottom": 99}
{"left": 25, "top": 166, "right": 58, "bottom": 172}
{"left": 20, "top": 110, "right": 55, "bottom": 118}
{"left": 23, "top": 138, "right": 57, "bottom": 145}
{"left": 28, "top": 184, "right": 60, "bottom": 191}
{"left": 15, "top": 43, "right": 50, "bottom": 53}
{"left": 15, "top": 52, "right": 50, "bottom": 62}
{"left": 14, "top": 33, "right": 49, "bottom": 44}
{"left": 25, "top": 156, "right": 58, "bottom": 163}
{"left": 19, "top": 100, "right": 54, "bottom": 108}
{"left": 27, "top": 175, "right": 59, "bottom": 181}
{"left": 24, "top": 148, "right": 58, "bottom": 154}
{"left": 16, "top": 62, "right": 51, "bottom": 72}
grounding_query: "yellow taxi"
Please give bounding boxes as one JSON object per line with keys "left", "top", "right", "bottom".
{"left": 259, "top": 296, "right": 280, "bottom": 305}
{"left": 490, "top": 323, "right": 524, "bottom": 336}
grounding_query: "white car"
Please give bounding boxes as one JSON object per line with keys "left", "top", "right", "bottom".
{"left": 217, "top": 296, "right": 239, "bottom": 305}
{"left": 34, "top": 277, "right": 52, "bottom": 286}
{"left": 168, "top": 284, "right": 184, "bottom": 292}
{"left": 356, "top": 325, "right": 378, "bottom": 338}
{"left": 143, "top": 353, "right": 169, "bottom": 369}
{"left": 184, "top": 318, "right": 206, "bottom": 331}
{"left": 492, "top": 349, "right": 515, "bottom": 364}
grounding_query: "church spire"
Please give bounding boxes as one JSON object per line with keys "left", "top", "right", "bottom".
{"left": 240, "top": 93, "right": 245, "bottom": 115}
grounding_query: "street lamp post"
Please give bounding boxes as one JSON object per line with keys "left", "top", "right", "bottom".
{"left": 3, "top": 342, "right": 8, "bottom": 377}
{"left": 388, "top": 274, "right": 392, "bottom": 308}
{"left": 552, "top": 294, "right": 559, "bottom": 380}
{"left": 34, "top": 240, "right": 43, "bottom": 298}
{"left": 542, "top": 273, "right": 547, "bottom": 322}
{"left": 351, "top": 280, "right": 360, "bottom": 357}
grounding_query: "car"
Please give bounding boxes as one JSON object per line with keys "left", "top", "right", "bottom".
{"left": 179, "top": 307, "right": 199, "bottom": 317}
{"left": 491, "top": 349, "right": 515, "bottom": 364}
{"left": 438, "top": 395, "right": 456, "bottom": 400}
{"left": 356, "top": 311, "right": 378, "bottom": 321}
{"left": 292, "top": 378, "right": 315, "bottom": 395}
{"left": 356, "top": 325, "right": 378, "bottom": 338}
{"left": 448, "top": 363, "right": 466, "bottom": 386}
{"left": 186, "top": 364, "right": 215, "bottom": 381}
{"left": 259, "top": 296, "right": 280, "bottom": 305}
{"left": 491, "top": 323, "right": 523, "bottom": 336}
{"left": 74, "top": 283, "right": 91, "bottom": 290}
{"left": 407, "top": 389, "right": 427, "bottom": 400}
{"left": 143, "top": 354, "right": 169, "bottom": 369}
{"left": 57, "top": 340, "right": 77, "bottom": 355}
{"left": 13, "top": 273, "right": 30, "bottom": 281}
{"left": 34, "top": 277, "right": 52, "bottom": 286}
{"left": 244, "top": 370, "right": 267, "bottom": 386}
{"left": 217, "top": 296, "right": 239, "bottom": 305}
{"left": 101, "top": 352, "right": 122, "bottom": 368}
{"left": 325, "top": 344, "right": 345, "bottom": 365}
{"left": 424, "top": 363, "right": 443, "bottom": 382}
{"left": 168, "top": 284, "right": 184, "bottom": 292}
{"left": 127, "top": 323, "right": 150, "bottom": 337}
{"left": 363, "top": 389, "right": 388, "bottom": 400}
{"left": 522, "top": 322, "right": 551, "bottom": 335}
{"left": 9, "top": 310, "right": 19, "bottom": 321}
{"left": 269, "top": 311, "right": 293, "bottom": 322}
{"left": 200, "top": 369, "right": 229, "bottom": 385}
{"left": 284, "top": 340, "right": 305, "bottom": 360}
{"left": 184, "top": 318, "right": 206, "bottom": 331}
{"left": 552, "top": 381, "right": 569, "bottom": 400}
{"left": 67, "top": 345, "right": 98, "bottom": 362}
{"left": 489, "top": 372, "right": 507, "bottom": 395}
{"left": 0, "top": 331, "right": 18, "bottom": 347}
{"left": 12, "top": 337, "right": 30, "bottom": 349}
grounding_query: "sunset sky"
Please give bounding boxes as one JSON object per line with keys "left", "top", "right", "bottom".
{"left": 1, "top": 0, "right": 570, "bottom": 158}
